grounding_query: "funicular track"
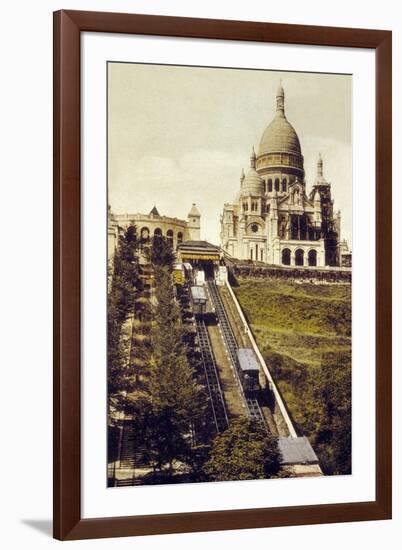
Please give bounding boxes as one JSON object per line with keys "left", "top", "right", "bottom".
{"left": 206, "top": 281, "right": 268, "bottom": 432}
{"left": 195, "top": 318, "right": 229, "bottom": 433}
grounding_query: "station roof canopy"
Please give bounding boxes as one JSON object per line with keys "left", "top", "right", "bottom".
{"left": 278, "top": 437, "right": 319, "bottom": 465}
{"left": 178, "top": 240, "right": 221, "bottom": 261}
{"left": 237, "top": 348, "right": 260, "bottom": 372}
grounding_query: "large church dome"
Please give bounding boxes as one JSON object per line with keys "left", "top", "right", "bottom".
{"left": 256, "top": 83, "right": 304, "bottom": 181}
{"left": 258, "top": 116, "right": 301, "bottom": 156}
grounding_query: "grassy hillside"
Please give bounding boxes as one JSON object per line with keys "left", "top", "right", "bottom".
{"left": 234, "top": 277, "right": 352, "bottom": 476}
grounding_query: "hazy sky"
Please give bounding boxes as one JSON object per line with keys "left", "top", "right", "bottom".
{"left": 108, "top": 62, "right": 352, "bottom": 246}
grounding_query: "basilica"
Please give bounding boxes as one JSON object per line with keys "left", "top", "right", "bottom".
{"left": 220, "top": 83, "right": 343, "bottom": 267}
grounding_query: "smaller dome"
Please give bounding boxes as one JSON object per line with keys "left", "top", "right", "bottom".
{"left": 241, "top": 168, "right": 264, "bottom": 196}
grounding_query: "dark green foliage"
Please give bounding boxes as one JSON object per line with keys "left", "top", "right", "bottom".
{"left": 107, "top": 224, "right": 140, "bottom": 407}
{"left": 312, "top": 352, "right": 352, "bottom": 475}
{"left": 143, "top": 263, "right": 207, "bottom": 475}
{"left": 234, "top": 277, "right": 351, "bottom": 475}
{"left": 109, "top": 224, "right": 141, "bottom": 322}
{"left": 108, "top": 228, "right": 207, "bottom": 479}
{"left": 141, "top": 408, "right": 193, "bottom": 474}
{"left": 146, "top": 235, "right": 176, "bottom": 270}
{"left": 204, "top": 417, "right": 281, "bottom": 481}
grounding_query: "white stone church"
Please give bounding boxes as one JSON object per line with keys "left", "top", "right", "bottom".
{"left": 220, "top": 83, "right": 342, "bottom": 267}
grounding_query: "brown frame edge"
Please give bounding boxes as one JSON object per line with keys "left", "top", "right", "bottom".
{"left": 53, "top": 9, "right": 392, "bottom": 541}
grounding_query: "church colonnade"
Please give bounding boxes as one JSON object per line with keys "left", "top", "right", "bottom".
{"left": 281, "top": 246, "right": 320, "bottom": 267}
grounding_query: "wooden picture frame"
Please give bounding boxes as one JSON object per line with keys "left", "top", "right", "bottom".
{"left": 53, "top": 10, "right": 392, "bottom": 540}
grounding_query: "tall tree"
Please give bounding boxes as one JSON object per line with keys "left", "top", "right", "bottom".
{"left": 109, "top": 224, "right": 141, "bottom": 322}
{"left": 107, "top": 224, "right": 141, "bottom": 411}
{"left": 146, "top": 235, "right": 176, "bottom": 270}
{"left": 144, "top": 264, "right": 207, "bottom": 474}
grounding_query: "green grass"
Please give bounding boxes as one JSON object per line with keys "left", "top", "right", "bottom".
{"left": 234, "top": 277, "right": 352, "bottom": 476}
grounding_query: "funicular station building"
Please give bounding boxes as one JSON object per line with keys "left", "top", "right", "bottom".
{"left": 108, "top": 203, "right": 202, "bottom": 259}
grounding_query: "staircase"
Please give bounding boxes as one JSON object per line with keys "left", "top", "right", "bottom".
{"left": 115, "top": 478, "right": 143, "bottom": 487}
{"left": 119, "top": 420, "right": 148, "bottom": 470}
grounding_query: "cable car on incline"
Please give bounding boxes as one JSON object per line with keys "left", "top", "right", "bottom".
{"left": 190, "top": 285, "right": 208, "bottom": 316}
{"left": 237, "top": 348, "right": 261, "bottom": 395}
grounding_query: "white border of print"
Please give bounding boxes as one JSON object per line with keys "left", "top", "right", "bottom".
{"left": 81, "top": 32, "right": 375, "bottom": 519}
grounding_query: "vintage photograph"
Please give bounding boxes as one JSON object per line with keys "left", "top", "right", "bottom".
{"left": 107, "top": 62, "right": 352, "bottom": 487}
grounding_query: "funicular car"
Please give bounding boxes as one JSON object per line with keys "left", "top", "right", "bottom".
{"left": 237, "top": 348, "right": 261, "bottom": 395}
{"left": 190, "top": 285, "right": 208, "bottom": 316}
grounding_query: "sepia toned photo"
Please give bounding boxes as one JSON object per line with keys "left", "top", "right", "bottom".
{"left": 107, "top": 62, "right": 352, "bottom": 488}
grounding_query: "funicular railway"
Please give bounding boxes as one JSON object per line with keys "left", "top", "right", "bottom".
{"left": 178, "top": 272, "right": 230, "bottom": 434}
{"left": 206, "top": 281, "right": 268, "bottom": 432}
{"left": 110, "top": 240, "right": 321, "bottom": 486}
{"left": 177, "top": 242, "right": 321, "bottom": 477}
{"left": 177, "top": 241, "right": 269, "bottom": 434}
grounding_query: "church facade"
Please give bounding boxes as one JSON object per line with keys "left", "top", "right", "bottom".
{"left": 220, "top": 83, "right": 342, "bottom": 268}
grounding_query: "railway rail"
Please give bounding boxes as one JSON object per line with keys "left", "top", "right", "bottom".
{"left": 206, "top": 281, "right": 268, "bottom": 432}
{"left": 195, "top": 317, "right": 229, "bottom": 433}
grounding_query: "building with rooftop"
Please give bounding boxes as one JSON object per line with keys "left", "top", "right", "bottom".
{"left": 220, "top": 83, "right": 345, "bottom": 268}
{"left": 108, "top": 203, "right": 201, "bottom": 260}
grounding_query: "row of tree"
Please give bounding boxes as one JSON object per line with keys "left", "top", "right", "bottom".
{"left": 108, "top": 226, "right": 282, "bottom": 483}
{"left": 108, "top": 225, "right": 141, "bottom": 416}
{"left": 142, "top": 245, "right": 208, "bottom": 476}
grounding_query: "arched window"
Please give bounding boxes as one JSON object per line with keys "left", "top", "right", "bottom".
{"left": 282, "top": 248, "right": 291, "bottom": 266}
{"left": 308, "top": 249, "right": 317, "bottom": 266}
{"left": 154, "top": 228, "right": 163, "bottom": 238}
{"left": 140, "top": 227, "right": 150, "bottom": 241}
{"left": 268, "top": 179, "right": 273, "bottom": 192}
{"left": 166, "top": 229, "right": 174, "bottom": 247}
{"left": 275, "top": 178, "right": 280, "bottom": 192}
{"left": 282, "top": 178, "right": 287, "bottom": 192}
{"left": 295, "top": 249, "right": 304, "bottom": 266}
{"left": 177, "top": 232, "right": 183, "bottom": 244}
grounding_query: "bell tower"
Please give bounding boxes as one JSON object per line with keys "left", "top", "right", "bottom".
{"left": 187, "top": 203, "right": 201, "bottom": 240}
